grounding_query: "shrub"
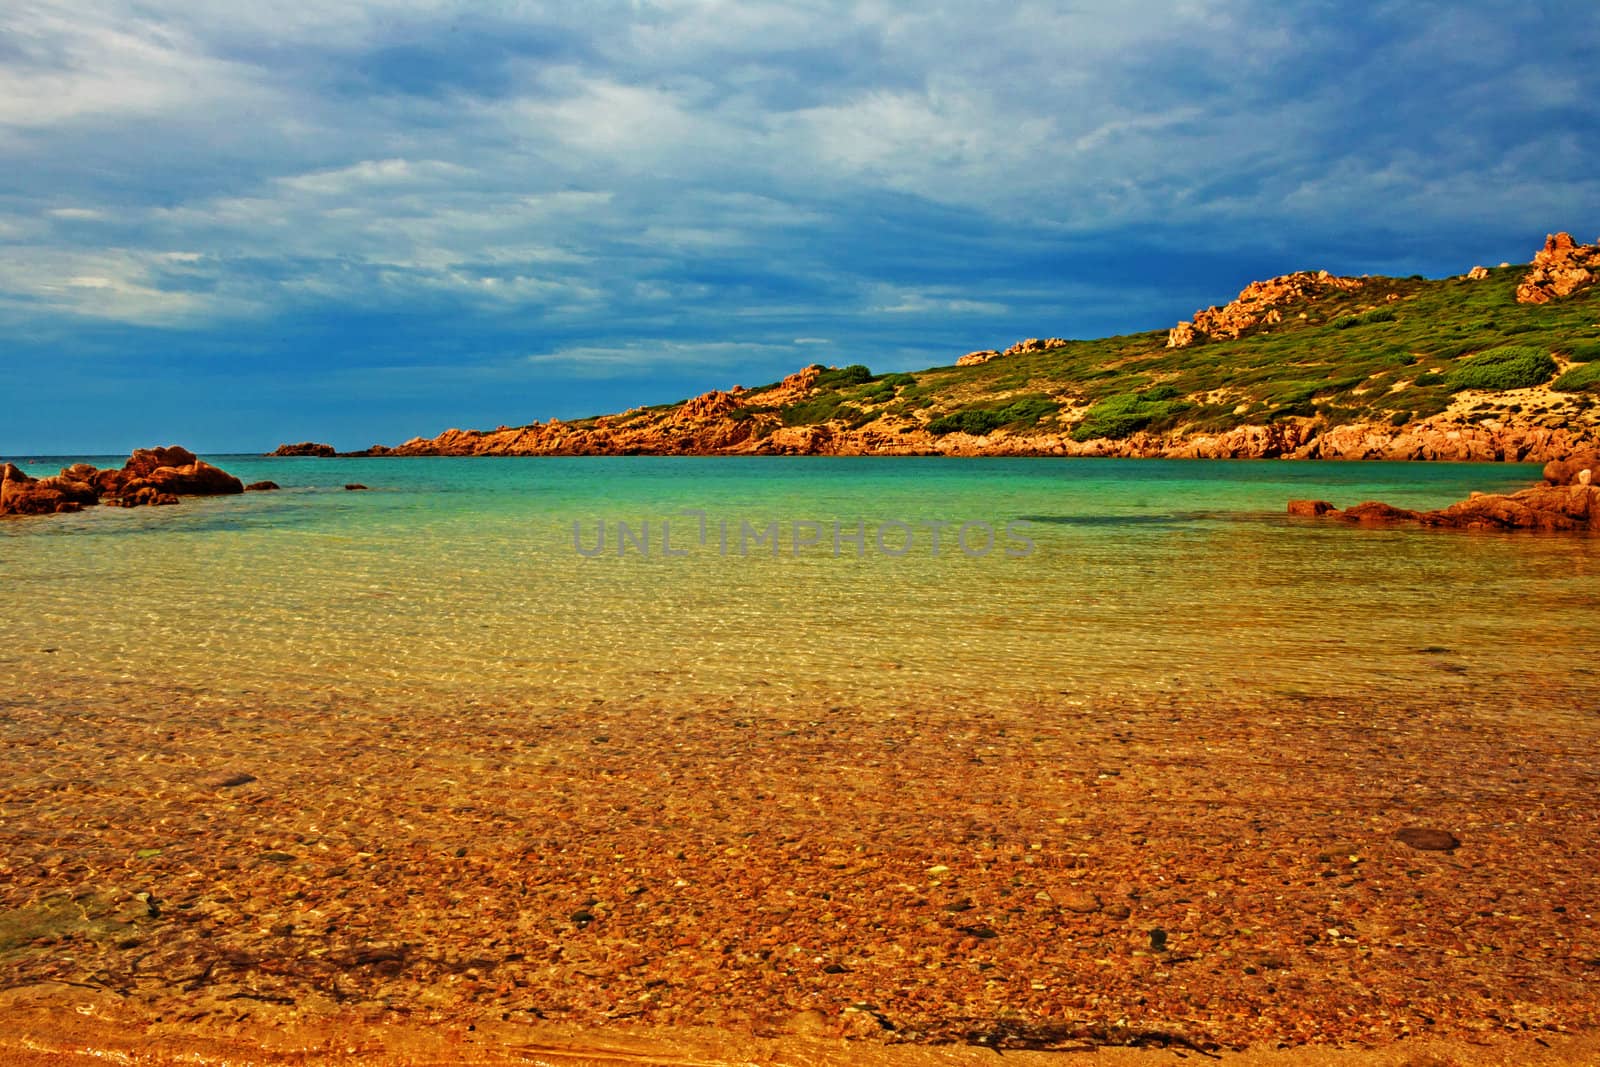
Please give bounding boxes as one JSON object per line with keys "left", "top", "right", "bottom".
{"left": 815, "top": 364, "right": 872, "bottom": 388}
{"left": 1333, "top": 307, "right": 1398, "bottom": 329}
{"left": 1413, "top": 370, "right": 1448, "bottom": 387}
{"left": 1566, "top": 340, "right": 1600, "bottom": 363}
{"left": 1552, "top": 362, "right": 1600, "bottom": 393}
{"left": 780, "top": 394, "right": 847, "bottom": 425}
{"left": 1443, "top": 346, "right": 1557, "bottom": 392}
{"left": 879, "top": 372, "right": 918, "bottom": 387}
{"left": 927, "top": 394, "right": 1059, "bottom": 436}
{"left": 1389, "top": 410, "right": 1412, "bottom": 427}
{"left": 1070, "top": 391, "right": 1189, "bottom": 441}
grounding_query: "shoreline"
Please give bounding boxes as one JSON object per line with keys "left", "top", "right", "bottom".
{"left": 4, "top": 996, "right": 1599, "bottom": 1065}
{"left": 273, "top": 413, "right": 1598, "bottom": 464}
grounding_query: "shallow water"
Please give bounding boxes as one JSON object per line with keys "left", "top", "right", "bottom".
{"left": 4, "top": 456, "right": 1596, "bottom": 716}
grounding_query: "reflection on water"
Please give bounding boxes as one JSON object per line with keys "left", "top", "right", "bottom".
{"left": 2, "top": 456, "right": 1596, "bottom": 717}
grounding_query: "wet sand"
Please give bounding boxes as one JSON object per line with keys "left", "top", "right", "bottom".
{"left": 3, "top": 682, "right": 1599, "bottom": 1062}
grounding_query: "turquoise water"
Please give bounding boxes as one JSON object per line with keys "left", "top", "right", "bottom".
{"left": 3, "top": 456, "right": 1597, "bottom": 715}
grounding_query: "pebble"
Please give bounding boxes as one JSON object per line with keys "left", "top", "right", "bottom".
{"left": 1057, "top": 889, "right": 1103, "bottom": 914}
{"left": 200, "top": 771, "right": 257, "bottom": 789}
{"left": 1394, "top": 827, "right": 1461, "bottom": 851}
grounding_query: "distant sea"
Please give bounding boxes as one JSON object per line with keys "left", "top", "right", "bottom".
{"left": 4, "top": 455, "right": 1596, "bottom": 716}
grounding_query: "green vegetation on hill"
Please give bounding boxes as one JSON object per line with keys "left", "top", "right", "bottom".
{"left": 727, "top": 264, "right": 1599, "bottom": 440}
{"left": 1554, "top": 362, "right": 1600, "bottom": 393}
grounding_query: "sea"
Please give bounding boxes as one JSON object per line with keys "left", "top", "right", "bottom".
{"left": 5, "top": 455, "right": 1597, "bottom": 717}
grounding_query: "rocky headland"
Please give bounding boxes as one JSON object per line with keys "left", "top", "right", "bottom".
{"left": 348, "top": 232, "right": 1600, "bottom": 465}
{"left": 0, "top": 447, "right": 251, "bottom": 518}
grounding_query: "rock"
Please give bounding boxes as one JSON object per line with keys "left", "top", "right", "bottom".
{"left": 1165, "top": 321, "right": 1201, "bottom": 348}
{"left": 270, "top": 442, "right": 337, "bottom": 457}
{"left": 678, "top": 389, "right": 741, "bottom": 420}
{"left": 1287, "top": 499, "right": 1338, "bottom": 517}
{"left": 1302, "top": 482, "right": 1600, "bottom": 533}
{"left": 201, "top": 771, "right": 257, "bottom": 789}
{"left": 1421, "top": 484, "right": 1600, "bottom": 531}
{"left": 1516, "top": 232, "right": 1600, "bottom": 304}
{"left": 105, "top": 487, "right": 180, "bottom": 508}
{"left": 1, "top": 463, "right": 103, "bottom": 516}
{"left": 244, "top": 481, "right": 280, "bottom": 491}
{"left": 1002, "top": 337, "right": 1068, "bottom": 357}
{"left": 957, "top": 349, "right": 1000, "bottom": 366}
{"left": 1394, "top": 827, "right": 1460, "bottom": 851}
{"left": 142, "top": 459, "right": 244, "bottom": 496}
{"left": 1173, "top": 270, "right": 1367, "bottom": 346}
{"left": 1339, "top": 501, "right": 1421, "bottom": 523}
{"left": 1055, "top": 889, "right": 1102, "bottom": 914}
{"left": 1543, "top": 451, "right": 1600, "bottom": 487}
{"left": 122, "top": 446, "right": 199, "bottom": 479}
{"left": 1466, "top": 265, "right": 1489, "bottom": 280}
{"left": 3, "top": 448, "right": 247, "bottom": 518}
{"left": 344, "top": 483, "right": 370, "bottom": 491}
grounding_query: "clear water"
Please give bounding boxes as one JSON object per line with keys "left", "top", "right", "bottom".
{"left": 4, "top": 456, "right": 1596, "bottom": 716}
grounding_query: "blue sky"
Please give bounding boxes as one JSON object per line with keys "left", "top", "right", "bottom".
{"left": 2, "top": 1, "right": 1597, "bottom": 453}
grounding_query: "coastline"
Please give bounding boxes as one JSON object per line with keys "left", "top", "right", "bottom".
{"left": 322, "top": 413, "right": 1597, "bottom": 464}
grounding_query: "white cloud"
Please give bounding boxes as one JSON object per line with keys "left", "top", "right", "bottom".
{"left": 867, "top": 286, "right": 1007, "bottom": 316}
{"left": 0, "top": 247, "right": 240, "bottom": 324}
{"left": 523, "top": 339, "right": 801, "bottom": 377}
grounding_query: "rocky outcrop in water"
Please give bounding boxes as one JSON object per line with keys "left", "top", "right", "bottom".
{"left": 1516, "top": 232, "right": 1600, "bottom": 304}
{"left": 1291, "top": 451, "right": 1600, "bottom": 533}
{"left": 1167, "top": 271, "right": 1367, "bottom": 348}
{"left": 0, "top": 447, "right": 243, "bottom": 518}
{"left": 270, "top": 442, "right": 337, "bottom": 457}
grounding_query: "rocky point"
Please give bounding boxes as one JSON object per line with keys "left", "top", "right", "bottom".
{"left": 0, "top": 447, "right": 246, "bottom": 518}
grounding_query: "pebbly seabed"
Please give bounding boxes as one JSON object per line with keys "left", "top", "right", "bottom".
{"left": 2, "top": 455, "right": 1599, "bottom": 1059}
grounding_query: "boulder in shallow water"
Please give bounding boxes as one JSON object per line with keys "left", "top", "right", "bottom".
{"left": 1543, "top": 451, "right": 1600, "bottom": 487}
{"left": 1287, "top": 499, "right": 1338, "bottom": 517}
{"left": 142, "top": 459, "right": 244, "bottom": 496}
{"left": 123, "top": 445, "right": 199, "bottom": 479}
{"left": 244, "top": 480, "right": 280, "bottom": 491}
{"left": 1339, "top": 501, "right": 1421, "bottom": 523}
{"left": 1, "top": 463, "right": 100, "bottom": 515}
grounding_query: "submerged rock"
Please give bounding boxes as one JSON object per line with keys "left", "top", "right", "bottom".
{"left": 1292, "top": 479, "right": 1600, "bottom": 533}
{"left": 1394, "top": 827, "right": 1461, "bottom": 851}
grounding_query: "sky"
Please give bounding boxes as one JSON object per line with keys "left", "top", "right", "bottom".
{"left": 2, "top": 1, "right": 1597, "bottom": 454}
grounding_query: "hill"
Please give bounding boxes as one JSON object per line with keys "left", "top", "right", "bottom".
{"left": 360, "top": 232, "right": 1600, "bottom": 463}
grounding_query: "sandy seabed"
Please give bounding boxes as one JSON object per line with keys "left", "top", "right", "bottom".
{"left": 2, "top": 679, "right": 1599, "bottom": 1064}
